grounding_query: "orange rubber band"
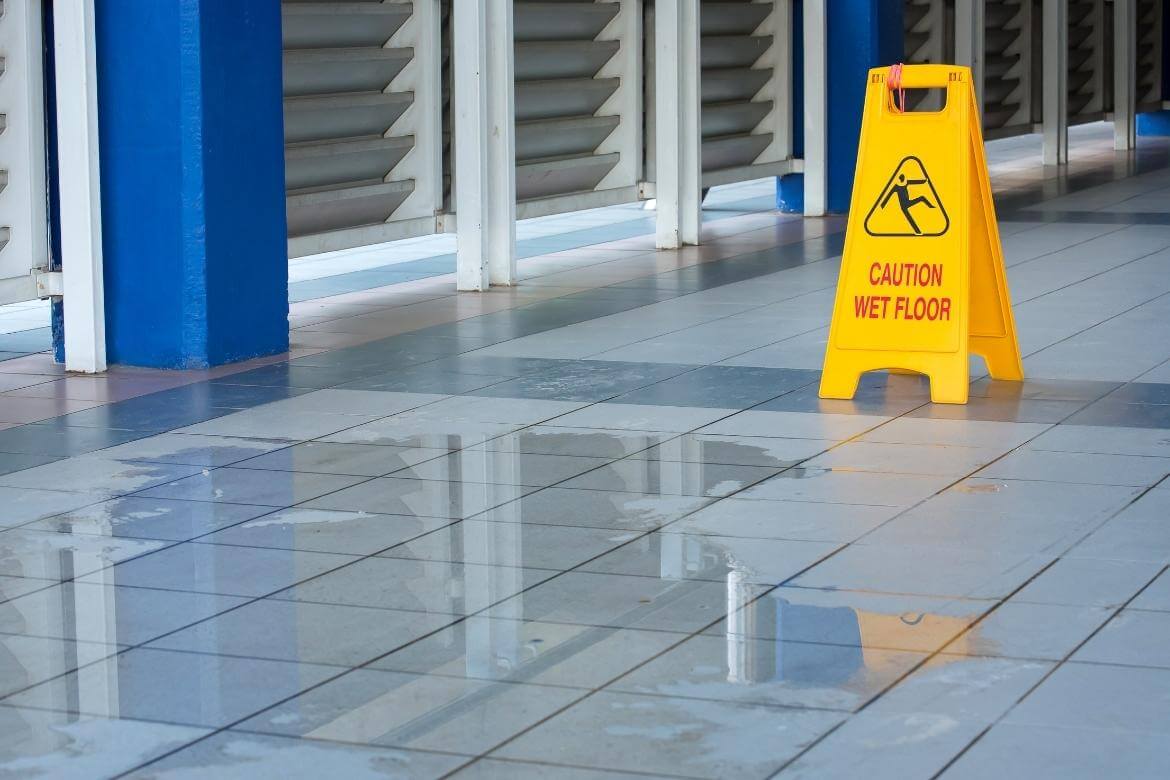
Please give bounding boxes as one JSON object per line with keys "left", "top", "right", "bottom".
{"left": 888, "top": 62, "right": 906, "bottom": 113}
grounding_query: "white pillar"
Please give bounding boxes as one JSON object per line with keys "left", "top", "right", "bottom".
{"left": 955, "top": 0, "right": 985, "bottom": 114}
{"left": 454, "top": 0, "right": 517, "bottom": 291}
{"left": 1042, "top": 0, "right": 1069, "bottom": 166}
{"left": 1114, "top": 0, "right": 1137, "bottom": 151}
{"left": 54, "top": 0, "right": 107, "bottom": 373}
{"left": 802, "top": 0, "right": 827, "bottom": 217}
{"left": 654, "top": 0, "right": 701, "bottom": 249}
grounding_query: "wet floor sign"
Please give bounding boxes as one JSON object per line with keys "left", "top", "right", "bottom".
{"left": 819, "top": 64, "right": 1022, "bottom": 404}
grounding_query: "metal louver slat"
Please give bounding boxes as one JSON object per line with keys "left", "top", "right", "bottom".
{"left": 283, "top": 1, "right": 444, "bottom": 257}
{"left": 512, "top": 1, "right": 641, "bottom": 218}
{"left": 1134, "top": 0, "right": 1163, "bottom": 112}
{"left": 0, "top": 0, "right": 49, "bottom": 304}
{"left": 1067, "top": 0, "right": 1107, "bottom": 125}
{"left": 689, "top": 1, "right": 796, "bottom": 187}
{"left": 902, "top": 0, "right": 948, "bottom": 110}
{"left": 981, "top": 0, "right": 1033, "bottom": 138}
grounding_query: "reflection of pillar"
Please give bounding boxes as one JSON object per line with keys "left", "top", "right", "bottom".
{"left": 726, "top": 571, "right": 775, "bottom": 683}
{"left": 462, "top": 441, "right": 523, "bottom": 679}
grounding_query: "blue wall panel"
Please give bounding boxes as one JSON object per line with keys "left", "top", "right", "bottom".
{"left": 96, "top": 0, "right": 287, "bottom": 369}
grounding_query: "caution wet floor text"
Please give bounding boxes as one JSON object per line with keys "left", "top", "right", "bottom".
{"left": 819, "top": 64, "right": 1023, "bottom": 404}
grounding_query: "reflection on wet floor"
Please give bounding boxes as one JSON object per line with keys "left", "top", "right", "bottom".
{"left": 6, "top": 139, "right": 1170, "bottom": 776}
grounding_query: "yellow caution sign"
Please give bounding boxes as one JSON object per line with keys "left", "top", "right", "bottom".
{"left": 819, "top": 65, "right": 1022, "bottom": 404}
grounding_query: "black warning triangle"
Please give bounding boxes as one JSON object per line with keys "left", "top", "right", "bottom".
{"left": 863, "top": 156, "right": 950, "bottom": 237}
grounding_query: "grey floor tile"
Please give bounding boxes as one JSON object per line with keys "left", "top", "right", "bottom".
{"left": 368, "top": 617, "right": 683, "bottom": 689}
{"left": 660, "top": 498, "right": 897, "bottom": 543}
{"left": 776, "top": 706, "right": 988, "bottom": 779}
{"left": 0, "top": 487, "right": 108, "bottom": 529}
{"left": 1067, "top": 489, "right": 1170, "bottom": 562}
{"left": 609, "top": 633, "right": 924, "bottom": 712}
{"left": 705, "top": 586, "right": 992, "bottom": 653}
{"left": 320, "top": 418, "right": 524, "bottom": 449}
{"left": 0, "top": 575, "right": 54, "bottom": 603}
{"left": 868, "top": 655, "right": 1053, "bottom": 723}
{"left": 0, "top": 582, "right": 246, "bottom": 645}
{"left": 699, "top": 410, "right": 889, "bottom": 440}
{"left": 1, "top": 529, "right": 169, "bottom": 581}
{"left": 480, "top": 426, "right": 677, "bottom": 458}
{"left": 1072, "top": 609, "right": 1170, "bottom": 668}
{"left": 149, "top": 599, "right": 458, "bottom": 667}
{"left": 1026, "top": 423, "right": 1170, "bottom": 457}
{"left": 1004, "top": 662, "right": 1170, "bottom": 734}
{"left": 86, "top": 433, "right": 290, "bottom": 468}
{"left": 274, "top": 556, "right": 556, "bottom": 616}
{"left": 805, "top": 441, "right": 1005, "bottom": 477}
{"left": 905, "top": 397, "right": 1088, "bottom": 424}
{"left": 257, "top": 390, "right": 448, "bottom": 417}
{"left": 124, "top": 731, "right": 467, "bottom": 780}
{"left": 738, "top": 468, "right": 954, "bottom": 508}
{"left": 236, "top": 669, "right": 582, "bottom": 755}
{"left": 548, "top": 403, "right": 738, "bottom": 433}
{"left": 25, "top": 497, "right": 272, "bottom": 542}
{"left": 0, "top": 458, "right": 203, "bottom": 498}
{"left": 910, "top": 477, "right": 1141, "bottom": 529}
{"left": 859, "top": 417, "right": 1050, "bottom": 448}
{"left": 379, "top": 520, "right": 639, "bottom": 571}
{"left": 204, "top": 508, "right": 450, "bottom": 556}
{"left": 77, "top": 542, "right": 354, "bottom": 597}
{"left": 976, "top": 449, "right": 1170, "bottom": 486}
{"left": 485, "top": 571, "right": 741, "bottom": 633}
{"left": 610, "top": 365, "right": 816, "bottom": 409}
{"left": 943, "top": 722, "right": 1168, "bottom": 780}
{"left": 393, "top": 450, "right": 611, "bottom": 488}
{"left": 0, "top": 452, "right": 61, "bottom": 478}
{"left": 792, "top": 544, "right": 1053, "bottom": 599}
{"left": 405, "top": 396, "right": 590, "bottom": 425}
{"left": 1065, "top": 401, "right": 1170, "bottom": 429}
{"left": 175, "top": 408, "right": 383, "bottom": 441}
{"left": 559, "top": 459, "right": 781, "bottom": 498}
{"left": 469, "top": 361, "right": 699, "bottom": 403}
{"left": 630, "top": 434, "right": 833, "bottom": 467}
{"left": 493, "top": 690, "right": 843, "bottom": 779}
{"left": 942, "top": 602, "right": 1112, "bottom": 661}
{"left": 449, "top": 758, "right": 664, "bottom": 779}
{"left": 1, "top": 634, "right": 122, "bottom": 698}
{"left": 137, "top": 468, "right": 369, "bottom": 508}
{"left": 5, "top": 647, "right": 340, "bottom": 728}
{"left": 233, "top": 442, "right": 449, "bottom": 477}
{"left": 0, "top": 707, "right": 210, "bottom": 780}
{"left": 1012, "top": 557, "right": 1164, "bottom": 608}
{"left": 303, "top": 477, "right": 535, "bottom": 519}
{"left": 1130, "top": 568, "right": 1170, "bottom": 611}
{"left": 579, "top": 532, "right": 838, "bottom": 585}
{"left": 468, "top": 488, "right": 714, "bottom": 532}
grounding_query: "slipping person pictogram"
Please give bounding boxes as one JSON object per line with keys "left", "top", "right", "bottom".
{"left": 863, "top": 156, "right": 949, "bottom": 237}
{"left": 881, "top": 172, "right": 935, "bottom": 234}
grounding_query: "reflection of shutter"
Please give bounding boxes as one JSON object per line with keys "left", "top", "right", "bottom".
{"left": 698, "top": 1, "right": 794, "bottom": 186}
{"left": 0, "top": 0, "right": 49, "bottom": 304}
{"left": 283, "top": 1, "right": 443, "bottom": 256}
{"left": 1135, "top": 0, "right": 1163, "bottom": 113}
{"left": 983, "top": 0, "right": 1033, "bottom": 137}
{"left": 513, "top": 1, "right": 640, "bottom": 219}
{"left": 1067, "top": 0, "right": 1106, "bottom": 124}
{"left": 902, "top": 0, "right": 949, "bottom": 111}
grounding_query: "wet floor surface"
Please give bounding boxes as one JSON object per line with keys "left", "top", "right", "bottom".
{"left": 4, "top": 132, "right": 1170, "bottom": 778}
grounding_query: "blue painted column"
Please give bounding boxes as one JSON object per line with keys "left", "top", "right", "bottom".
{"left": 777, "top": 0, "right": 904, "bottom": 214}
{"left": 94, "top": 0, "right": 288, "bottom": 368}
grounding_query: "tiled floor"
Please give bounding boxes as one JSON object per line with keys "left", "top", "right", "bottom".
{"left": 3, "top": 124, "right": 1170, "bottom": 778}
